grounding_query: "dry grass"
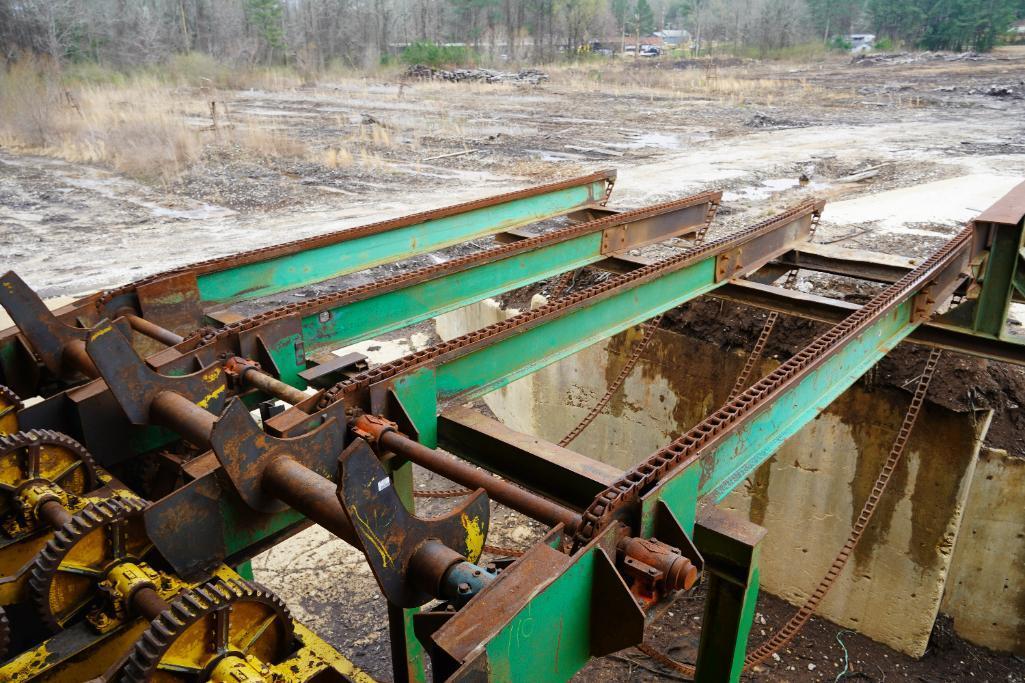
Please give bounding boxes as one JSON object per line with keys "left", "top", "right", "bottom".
{"left": 0, "top": 56, "right": 314, "bottom": 184}
{"left": 544, "top": 62, "right": 833, "bottom": 107}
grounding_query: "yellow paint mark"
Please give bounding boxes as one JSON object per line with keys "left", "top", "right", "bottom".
{"left": 461, "top": 513, "right": 484, "bottom": 563}
{"left": 350, "top": 506, "right": 394, "bottom": 568}
{"left": 89, "top": 325, "right": 113, "bottom": 341}
{"left": 195, "top": 383, "right": 226, "bottom": 409}
{"left": 202, "top": 368, "right": 221, "bottom": 383}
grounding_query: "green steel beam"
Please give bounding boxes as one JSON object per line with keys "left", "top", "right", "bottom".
{"left": 383, "top": 204, "right": 820, "bottom": 447}
{"left": 296, "top": 196, "right": 715, "bottom": 353}
{"left": 195, "top": 176, "right": 612, "bottom": 304}
{"left": 418, "top": 226, "right": 974, "bottom": 683}
{"left": 0, "top": 172, "right": 614, "bottom": 397}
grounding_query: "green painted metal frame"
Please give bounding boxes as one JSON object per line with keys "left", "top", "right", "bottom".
{"left": 196, "top": 177, "right": 612, "bottom": 304}
{"left": 388, "top": 226, "right": 972, "bottom": 682}
{"left": 0, "top": 172, "right": 612, "bottom": 394}
{"left": 293, "top": 197, "right": 715, "bottom": 354}
{"left": 388, "top": 259, "right": 720, "bottom": 447}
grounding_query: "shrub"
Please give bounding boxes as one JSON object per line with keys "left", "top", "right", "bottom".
{"left": 873, "top": 36, "right": 894, "bottom": 51}
{"left": 829, "top": 36, "right": 853, "bottom": 52}
{"left": 400, "top": 42, "right": 476, "bottom": 67}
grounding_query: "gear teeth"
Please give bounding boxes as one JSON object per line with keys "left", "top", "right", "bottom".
{"left": 28, "top": 496, "right": 150, "bottom": 632}
{"left": 117, "top": 577, "right": 294, "bottom": 683}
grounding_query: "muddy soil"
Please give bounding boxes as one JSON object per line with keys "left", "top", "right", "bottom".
{"left": 583, "top": 584, "right": 1025, "bottom": 682}
{"left": 661, "top": 297, "right": 1025, "bottom": 457}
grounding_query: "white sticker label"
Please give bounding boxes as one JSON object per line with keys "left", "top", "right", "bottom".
{"left": 377, "top": 477, "right": 391, "bottom": 492}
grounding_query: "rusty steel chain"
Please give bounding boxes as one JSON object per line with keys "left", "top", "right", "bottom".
{"left": 316, "top": 201, "right": 822, "bottom": 412}
{"left": 743, "top": 346, "right": 942, "bottom": 668}
{"left": 571, "top": 222, "right": 969, "bottom": 550}
{"left": 635, "top": 347, "right": 943, "bottom": 677}
{"left": 98, "top": 171, "right": 617, "bottom": 305}
{"left": 560, "top": 314, "right": 664, "bottom": 448}
{"left": 177, "top": 192, "right": 721, "bottom": 355}
{"left": 483, "top": 543, "right": 526, "bottom": 557}
{"left": 726, "top": 269, "right": 800, "bottom": 402}
{"left": 558, "top": 198, "right": 721, "bottom": 448}
{"left": 725, "top": 207, "right": 820, "bottom": 402}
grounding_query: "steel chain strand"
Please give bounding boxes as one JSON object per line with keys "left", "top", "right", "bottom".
{"left": 633, "top": 346, "right": 942, "bottom": 678}
{"left": 557, "top": 198, "right": 722, "bottom": 447}
{"left": 178, "top": 192, "right": 722, "bottom": 353}
{"left": 725, "top": 269, "right": 800, "bottom": 402}
{"left": 572, "top": 223, "right": 970, "bottom": 549}
{"left": 559, "top": 314, "right": 664, "bottom": 447}
{"left": 316, "top": 201, "right": 820, "bottom": 411}
{"left": 98, "top": 171, "right": 617, "bottom": 305}
{"left": 403, "top": 198, "right": 721, "bottom": 501}
{"left": 483, "top": 543, "right": 526, "bottom": 557}
{"left": 725, "top": 204, "right": 816, "bottom": 401}
{"left": 413, "top": 487, "right": 474, "bottom": 498}
{"left": 743, "top": 346, "right": 942, "bottom": 668}
{"left": 600, "top": 175, "right": 616, "bottom": 206}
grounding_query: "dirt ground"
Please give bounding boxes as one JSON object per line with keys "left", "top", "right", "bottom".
{"left": 3, "top": 48, "right": 1025, "bottom": 681}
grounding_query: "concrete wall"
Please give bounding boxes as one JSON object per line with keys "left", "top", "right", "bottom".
{"left": 941, "top": 447, "right": 1025, "bottom": 654}
{"left": 435, "top": 297, "right": 1019, "bottom": 657}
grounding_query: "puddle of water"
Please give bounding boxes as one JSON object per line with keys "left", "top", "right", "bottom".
{"left": 723, "top": 177, "right": 830, "bottom": 202}
{"left": 608, "top": 132, "right": 681, "bottom": 150}
{"left": 527, "top": 149, "right": 590, "bottom": 162}
{"left": 235, "top": 107, "right": 319, "bottom": 118}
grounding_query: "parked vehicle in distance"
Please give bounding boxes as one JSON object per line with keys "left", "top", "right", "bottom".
{"left": 639, "top": 44, "right": 662, "bottom": 57}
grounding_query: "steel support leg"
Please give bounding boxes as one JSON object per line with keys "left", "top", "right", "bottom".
{"left": 386, "top": 458, "right": 429, "bottom": 683}
{"left": 693, "top": 508, "right": 766, "bottom": 683}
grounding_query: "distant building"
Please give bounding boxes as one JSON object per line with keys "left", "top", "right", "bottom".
{"left": 848, "top": 33, "right": 876, "bottom": 53}
{"left": 653, "top": 30, "right": 690, "bottom": 47}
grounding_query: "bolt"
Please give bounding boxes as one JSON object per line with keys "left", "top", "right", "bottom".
{"left": 472, "top": 569, "right": 481, "bottom": 577}
{"left": 647, "top": 568, "right": 658, "bottom": 576}
{"left": 457, "top": 582, "right": 471, "bottom": 594}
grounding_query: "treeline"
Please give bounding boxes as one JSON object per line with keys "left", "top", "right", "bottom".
{"left": 1, "top": 0, "right": 1023, "bottom": 70}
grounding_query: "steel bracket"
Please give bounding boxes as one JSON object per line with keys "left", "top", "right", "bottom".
{"left": 210, "top": 398, "right": 348, "bottom": 513}
{"left": 337, "top": 437, "right": 490, "bottom": 607}
{"left": 85, "top": 319, "right": 228, "bottom": 425}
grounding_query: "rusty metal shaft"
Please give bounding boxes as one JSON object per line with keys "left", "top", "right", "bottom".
{"left": 150, "top": 391, "right": 217, "bottom": 447}
{"left": 233, "top": 361, "right": 309, "bottom": 406}
{"left": 132, "top": 586, "right": 170, "bottom": 621}
{"left": 123, "top": 314, "right": 184, "bottom": 347}
{"left": 261, "top": 455, "right": 477, "bottom": 600}
{"left": 262, "top": 456, "right": 358, "bottom": 545}
{"left": 63, "top": 339, "right": 99, "bottom": 378}
{"left": 36, "top": 499, "right": 73, "bottom": 529}
{"left": 371, "top": 425, "right": 580, "bottom": 531}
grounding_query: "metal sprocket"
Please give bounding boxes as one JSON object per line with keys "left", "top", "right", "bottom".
{"left": 0, "top": 384, "right": 20, "bottom": 436}
{"left": 28, "top": 496, "right": 152, "bottom": 631}
{"left": 0, "top": 429, "right": 98, "bottom": 527}
{"left": 119, "top": 576, "right": 294, "bottom": 682}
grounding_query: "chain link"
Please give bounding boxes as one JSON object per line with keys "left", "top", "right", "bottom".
{"left": 557, "top": 198, "right": 722, "bottom": 447}
{"left": 572, "top": 221, "right": 967, "bottom": 549}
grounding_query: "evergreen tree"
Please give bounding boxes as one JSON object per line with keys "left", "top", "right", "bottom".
{"left": 635, "top": 0, "right": 655, "bottom": 34}
{"left": 244, "top": 0, "right": 285, "bottom": 63}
